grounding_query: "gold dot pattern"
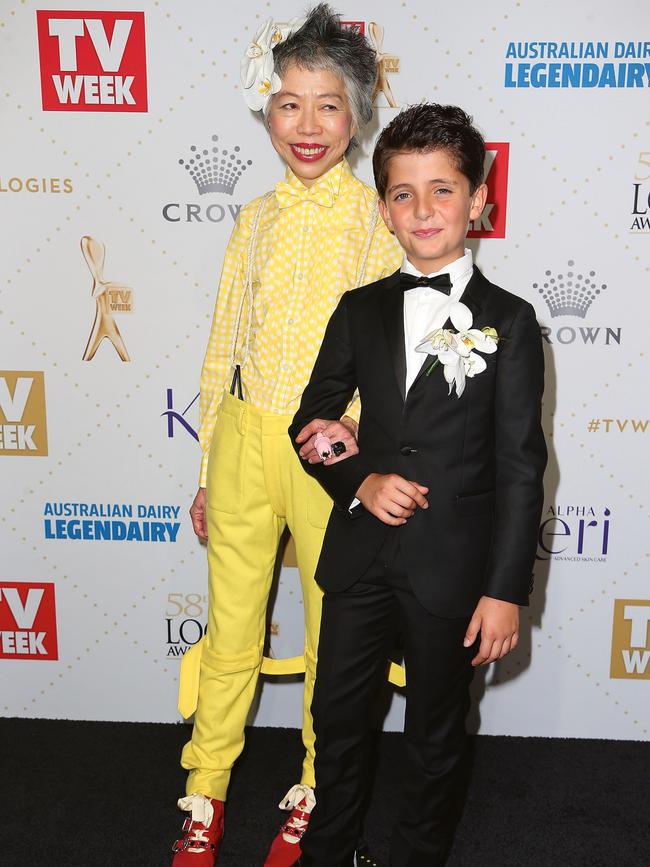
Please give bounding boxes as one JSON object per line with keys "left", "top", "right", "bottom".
{"left": 0, "top": 0, "right": 647, "bottom": 735}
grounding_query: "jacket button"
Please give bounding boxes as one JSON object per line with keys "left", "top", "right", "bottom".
{"left": 400, "top": 445, "right": 416, "bottom": 456}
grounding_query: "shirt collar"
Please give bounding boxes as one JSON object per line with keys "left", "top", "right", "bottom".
{"left": 401, "top": 248, "right": 473, "bottom": 284}
{"left": 280, "top": 157, "right": 350, "bottom": 205}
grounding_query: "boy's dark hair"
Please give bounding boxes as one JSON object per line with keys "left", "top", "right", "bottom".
{"left": 372, "top": 103, "right": 486, "bottom": 198}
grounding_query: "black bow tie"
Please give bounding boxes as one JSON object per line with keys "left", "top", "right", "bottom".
{"left": 399, "top": 272, "right": 453, "bottom": 294}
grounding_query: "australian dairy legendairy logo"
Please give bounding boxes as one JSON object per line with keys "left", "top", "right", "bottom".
{"left": 43, "top": 502, "right": 181, "bottom": 542}
{"left": 504, "top": 40, "right": 650, "bottom": 88}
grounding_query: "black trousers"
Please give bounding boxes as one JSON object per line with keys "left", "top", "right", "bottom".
{"left": 300, "top": 529, "right": 476, "bottom": 867}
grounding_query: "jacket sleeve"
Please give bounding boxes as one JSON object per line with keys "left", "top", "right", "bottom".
{"left": 289, "top": 292, "right": 373, "bottom": 512}
{"left": 483, "top": 300, "right": 547, "bottom": 605}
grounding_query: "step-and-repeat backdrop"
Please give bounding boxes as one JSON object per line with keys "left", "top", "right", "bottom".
{"left": 2, "top": 0, "right": 648, "bottom": 739}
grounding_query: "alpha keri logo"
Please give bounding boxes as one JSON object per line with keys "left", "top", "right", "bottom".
{"left": 0, "top": 582, "right": 58, "bottom": 660}
{"left": 467, "top": 143, "right": 509, "bottom": 239}
{"left": 610, "top": 599, "right": 650, "bottom": 679}
{"left": 537, "top": 504, "right": 611, "bottom": 563}
{"left": 0, "top": 372, "right": 48, "bottom": 456}
{"left": 534, "top": 259, "right": 622, "bottom": 347}
{"left": 36, "top": 10, "right": 148, "bottom": 112}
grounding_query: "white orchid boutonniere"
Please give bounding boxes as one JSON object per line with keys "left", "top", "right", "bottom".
{"left": 240, "top": 17, "right": 305, "bottom": 111}
{"left": 415, "top": 302, "right": 499, "bottom": 398}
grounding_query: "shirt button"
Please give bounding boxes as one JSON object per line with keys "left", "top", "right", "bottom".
{"left": 282, "top": 362, "right": 289, "bottom": 371}
{"left": 297, "top": 272, "right": 303, "bottom": 280}
{"left": 400, "top": 445, "right": 417, "bottom": 456}
{"left": 288, "top": 318, "right": 294, "bottom": 325}
{"left": 302, "top": 226, "right": 308, "bottom": 233}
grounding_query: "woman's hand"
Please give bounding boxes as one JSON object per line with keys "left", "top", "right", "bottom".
{"left": 295, "top": 416, "right": 359, "bottom": 465}
{"left": 189, "top": 487, "right": 208, "bottom": 540}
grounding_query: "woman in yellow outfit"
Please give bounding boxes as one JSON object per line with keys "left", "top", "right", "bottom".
{"left": 171, "top": 6, "right": 402, "bottom": 866}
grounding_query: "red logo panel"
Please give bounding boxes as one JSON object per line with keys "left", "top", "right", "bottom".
{"left": 340, "top": 21, "right": 366, "bottom": 36}
{"left": 36, "top": 10, "right": 148, "bottom": 112}
{"left": 0, "top": 582, "right": 59, "bottom": 660}
{"left": 467, "top": 142, "right": 509, "bottom": 239}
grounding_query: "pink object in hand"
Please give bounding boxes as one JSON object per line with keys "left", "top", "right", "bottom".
{"left": 314, "top": 433, "right": 332, "bottom": 460}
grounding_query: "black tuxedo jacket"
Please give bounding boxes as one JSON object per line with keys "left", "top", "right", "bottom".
{"left": 289, "top": 266, "right": 547, "bottom": 618}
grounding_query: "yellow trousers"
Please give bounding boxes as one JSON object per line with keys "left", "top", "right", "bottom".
{"left": 179, "top": 392, "right": 333, "bottom": 800}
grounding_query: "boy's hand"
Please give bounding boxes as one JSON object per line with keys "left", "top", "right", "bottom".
{"left": 296, "top": 416, "right": 359, "bottom": 465}
{"left": 464, "top": 596, "right": 519, "bottom": 667}
{"left": 356, "top": 473, "right": 429, "bottom": 526}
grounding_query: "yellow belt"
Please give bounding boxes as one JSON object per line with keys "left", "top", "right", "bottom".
{"left": 178, "top": 636, "right": 405, "bottom": 718}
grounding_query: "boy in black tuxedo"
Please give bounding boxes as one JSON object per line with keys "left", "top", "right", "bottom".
{"left": 289, "top": 104, "right": 547, "bottom": 867}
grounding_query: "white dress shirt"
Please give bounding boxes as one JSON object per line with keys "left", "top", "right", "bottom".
{"left": 402, "top": 249, "right": 474, "bottom": 393}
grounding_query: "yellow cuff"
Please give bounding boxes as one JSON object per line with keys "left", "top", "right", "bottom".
{"left": 343, "top": 392, "right": 361, "bottom": 425}
{"left": 199, "top": 451, "right": 209, "bottom": 489}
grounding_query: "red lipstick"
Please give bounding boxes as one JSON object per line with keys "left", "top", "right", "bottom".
{"left": 290, "top": 143, "right": 328, "bottom": 162}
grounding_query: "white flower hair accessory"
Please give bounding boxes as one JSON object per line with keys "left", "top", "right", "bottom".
{"left": 240, "top": 17, "right": 305, "bottom": 112}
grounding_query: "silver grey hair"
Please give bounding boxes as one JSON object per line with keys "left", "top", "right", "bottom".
{"left": 263, "top": 4, "right": 377, "bottom": 152}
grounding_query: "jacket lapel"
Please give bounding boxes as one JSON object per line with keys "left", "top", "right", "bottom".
{"left": 409, "top": 265, "right": 488, "bottom": 392}
{"left": 379, "top": 270, "right": 407, "bottom": 402}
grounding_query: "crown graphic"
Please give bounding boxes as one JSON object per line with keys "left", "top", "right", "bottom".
{"left": 179, "top": 134, "right": 253, "bottom": 195}
{"left": 533, "top": 260, "right": 607, "bottom": 319}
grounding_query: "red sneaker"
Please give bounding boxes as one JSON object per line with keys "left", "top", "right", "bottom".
{"left": 171, "top": 794, "right": 224, "bottom": 866}
{"left": 264, "top": 784, "right": 315, "bottom": 867}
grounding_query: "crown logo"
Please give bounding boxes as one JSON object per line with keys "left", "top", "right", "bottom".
{"left": 179, "top": 134, "right": 252, "bottom": 195}
{"left": 534, "top": 260, "right": 607, "bottom": 319}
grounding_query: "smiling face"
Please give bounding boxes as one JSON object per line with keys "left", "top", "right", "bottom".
{"left": 267, "top": 63, "right": 356, "bottom": 187}
{"left": 378, "top": 148, "right": 487, "bottom": 274}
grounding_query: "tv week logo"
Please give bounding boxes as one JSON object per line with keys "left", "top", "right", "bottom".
{"left": 467, "top": 142, "right": 509, "bottom": 239}
{"left": 0, "top": 371, "right": 48, "bottom": 456}
{"left": 36, "top": 10, "right": 148, "bottom": 112}
{"left": 0, "top": 582, "right": 58, "bottom": 660}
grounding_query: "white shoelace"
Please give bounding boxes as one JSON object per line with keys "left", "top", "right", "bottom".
{"left": 177, "top": 793, "right": 215, "bottom": 851}
{"left": 277, "top": 784, "right": 316, "bottom": 845}
{"left": 278, "top": 783, "right": 316, "bottom": 812}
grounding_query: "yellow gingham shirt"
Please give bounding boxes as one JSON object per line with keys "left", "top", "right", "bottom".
{"left": 198, "top": 158, "right": 402, "bottom": 486}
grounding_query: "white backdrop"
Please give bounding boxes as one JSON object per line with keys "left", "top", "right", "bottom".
{"left": 1, "top": 0, "right": 649, "bottom": 740}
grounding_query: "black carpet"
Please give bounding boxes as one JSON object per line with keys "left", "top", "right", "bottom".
{"left": 0, "top": 718, "right": 647, "bottom": 866}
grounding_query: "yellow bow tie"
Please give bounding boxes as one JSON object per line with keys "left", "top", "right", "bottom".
{"left": 275, "top": 179, "right": 335, "bottom": 210}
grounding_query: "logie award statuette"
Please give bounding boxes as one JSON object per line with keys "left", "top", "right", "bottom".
{"left": 81, "top": 235, "right": 132, "bottom": 362}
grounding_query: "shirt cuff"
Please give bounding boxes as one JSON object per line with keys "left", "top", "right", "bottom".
{"left": 343, "top": 392, "right": 361, "bottom": 425}
{"left": 199, "top": 451, "right": 209, "bottom": 489}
